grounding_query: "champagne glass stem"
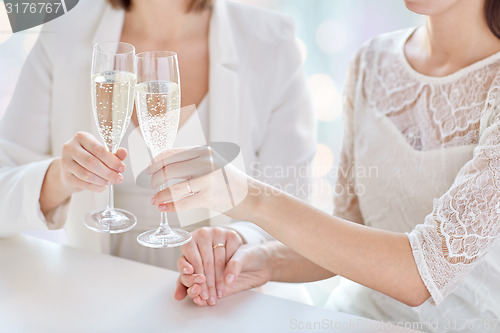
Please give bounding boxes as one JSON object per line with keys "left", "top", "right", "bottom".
{"left": 102, "top": 144, "right": 118, "bottom": 218}
{"left": 102, "top": 183, "right": 117, "bottom": 218}
{"left": 157, "top": 212, "right": 173, "bottom": 235}
{"left": 156, "top": 185, "right": 173, "bottom": 235}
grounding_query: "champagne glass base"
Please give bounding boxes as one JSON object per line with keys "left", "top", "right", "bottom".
{"left": 84, "top": 209, "right": 137, "bottom": 234}
{"left": 137, "top": 229, "right": 192, "bottom": 248}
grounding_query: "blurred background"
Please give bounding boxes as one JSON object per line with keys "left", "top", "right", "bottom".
{"left": 0, "top": 0, "right": 423, "bottom": 305}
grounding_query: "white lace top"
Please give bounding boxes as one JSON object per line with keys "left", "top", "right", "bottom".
{"left": 331, "top": 28, "right": 500, "bottom": 330}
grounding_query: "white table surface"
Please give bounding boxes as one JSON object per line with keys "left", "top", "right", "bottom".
{"left": 0, "top": 235, "right": 421, "bottom": 333}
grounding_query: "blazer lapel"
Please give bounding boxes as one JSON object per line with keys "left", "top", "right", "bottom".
{"left": 92, "top": 5, "right": 125, "bottom": 44}
{"left": 208, "top": 0, "right": 240, "bottom": 144}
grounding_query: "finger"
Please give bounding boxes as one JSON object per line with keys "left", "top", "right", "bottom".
{"left": 180, "top": 242, "right": 204, "bottom": 275}
{"left": 197, "top": 238, "right": 217, "bottom": 305}
{"left": 153, "top": 187, "right": 174, "bottom": 203}
{"left": 67, "top": 160, "right": 108, "bottom": 187}
{"left": 187, "top": 284, "right": 202, "bottom": 299}
{"left": 157, "top": 171, "right": 236, "bottom": 213}
{"left": 147, "top": 146, "right": 202, "bottom": 175}
{"left": 152, "top": 178, "right": 198, "bottom": 202}
{"left": 150, "top": 162, "right": 203, "bottom": 190}
{"left": 182, "top": 231, "right": 211, "bottom": 303}
{"left": 179, "top": 274, "right": 206, "bottom": 289}
{"left": 223, "top": 249, "right": 247, "bottom": 285}
{"left": 158, "top": 190, "right": 206, "bottom": 213}
{"left": 193, "top": 296, "right": 207, "bottom": 306}
{"left": 150, "top": 155, "right": 216, "bottom": 189}
{"left": 155, "top": 174, "right": 209, "bottom": 209}
{"left": 212, "top": 240, "right": 226, "bottom": 299}
{"left": 63, "top": 172, "right": 106, "bottom": 193}
{"left": 174, "top": 278, "right": 187, "bottom": 301}
{"left": 176, "top": 256, "right": 194, "bottom": 275}
{"left": 225, "top": 231, "right": 243, "bottom": 261}
{"left": 180, "top": 246, "right": 210, "bottom": 304}
{"left": 115, "top": 147, "right": 128, "bottom": 162}
{"left": 73, "top": 147, "right": 123, "bottom": 184}
{"left": 77, "top": 132, "right": 126, "bottom": 173}
{"left": 179, "top": 245, "right": 209, "bottom": 303}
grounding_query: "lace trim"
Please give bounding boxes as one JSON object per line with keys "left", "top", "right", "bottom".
{"left": 361, "top": 29, "right": 500, "bottom": 151}
{"left": 407, "top": 232, "right": 441, "bottom": 304}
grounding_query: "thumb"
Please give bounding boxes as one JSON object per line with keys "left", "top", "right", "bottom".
{"left": 174, "top": 278, "right": 188, "bottom": 301}
{"left": 223, "top": 248, "right": 248, "bottom": 285}
{"left": 115, "top": 147, "right": 128, "bottom": 161}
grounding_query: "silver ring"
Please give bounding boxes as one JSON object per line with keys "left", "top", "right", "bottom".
{"left": 186, "top": 179, "right": 194, "bottom": 195}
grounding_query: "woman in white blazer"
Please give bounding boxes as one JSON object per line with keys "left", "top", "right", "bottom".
{"left": 0, "top": 0, "right": 315, "bottom": 269}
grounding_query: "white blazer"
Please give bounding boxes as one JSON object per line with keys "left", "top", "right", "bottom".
{"left": 0, "top": 0, "right": 316, "bottom": 253}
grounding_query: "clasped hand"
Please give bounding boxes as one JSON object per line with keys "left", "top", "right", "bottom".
{"left": 173, "top": 227, "right": 272, "bottom": 306}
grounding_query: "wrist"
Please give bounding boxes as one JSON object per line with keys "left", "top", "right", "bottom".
{"left": 227, "top": 177, "right": 265, "bottom": 220}
{"left": 262, "top": 242, "right": 280, "bottom": 283}
{"left": 40, "top": 159, "right": 74, "bottom": 215}
{"left": 228, "top": 178, "right": 286, "bottom": 234}
{"left": 53, "top": 159, "right": 75, "bottom": 198}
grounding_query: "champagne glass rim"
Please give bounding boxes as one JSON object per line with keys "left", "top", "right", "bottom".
{"left": 136, "top": 51, "right": 178, "bottom": 59}
{"left": 93, "top": 41, "right": 135, "bottom": 55}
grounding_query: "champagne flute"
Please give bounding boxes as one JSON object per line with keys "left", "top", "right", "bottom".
{"left": 135, "top": 51, "right": 192, "bottom": 248}
{"left": 84, "top": 42, "right": 137, "bottom": 233}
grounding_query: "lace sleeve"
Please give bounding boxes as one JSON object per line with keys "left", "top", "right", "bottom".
{"left": 408, "top": 100, "right": 500, "bottom": 305}
{"left": 333, "top": 55, "right": 365, "bottom": 224}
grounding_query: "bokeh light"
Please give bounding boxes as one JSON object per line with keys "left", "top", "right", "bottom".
{"left": 315, "top": 20, "right": 347, "bottom": 54}
{"left": 308, "top": 73, "right": 343, "bottom": 122}
{"left": 314, "top": 143, "right": 334, "bottom": 177}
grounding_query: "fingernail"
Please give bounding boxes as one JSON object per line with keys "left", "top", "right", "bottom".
{"left": 118, "top": 165, "right": 125, "bottom": 173}
{"left": 225, "top": 274, "right": 234, "bottom": 284}
{"left": 189, "top": 286, "right": 198, "bottom": 295}
{"left": 115, "top": 175, "right": 123, "bottom": 184}
{"left": 159, "top": 204, "right": 167, "bottom": 211}
{"left": 182, "top": 267, "right": 189, "bottom": 274}
{"left": 217, "top": 290, "right": 223, "bottom": 298}
{"left": 151, "top": 197, "right": 156, "bottom": 205}
{"left": 201, "top": 291, "right": 209, "bottom": 300}
{"left": 208, "top": 297, "right": 216, "bottom": 305}
{"left": 194, "top": 276, "right": 204, "bottom": 284}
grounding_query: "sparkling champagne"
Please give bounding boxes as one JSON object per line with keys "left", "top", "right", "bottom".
{"left": 136, "top": 81, "right": 180, "bottom": 157}
{"left": 92, "top": 71, "right": 136, "bottom": 148}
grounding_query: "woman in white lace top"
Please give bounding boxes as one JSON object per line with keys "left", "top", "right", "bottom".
{"left": 147, "top": 0, "right": 500, "bottom": 331}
